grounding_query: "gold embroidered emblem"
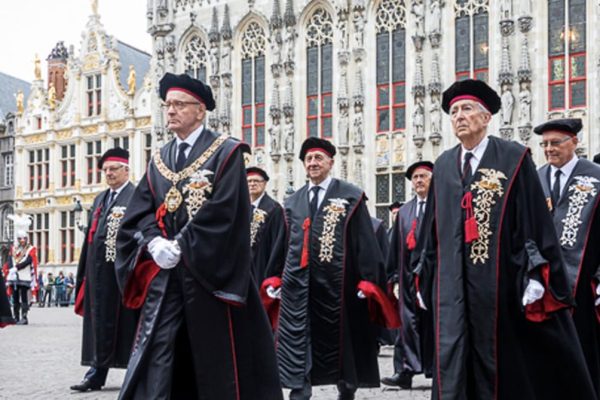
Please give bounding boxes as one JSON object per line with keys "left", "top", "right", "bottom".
{"left": 250, "top": 208, "right": 268, "bottom": 247}
{"left": 153, "top": 136, "right": 227, "bottom": 213}
{"left": 560, "top": 176, "right": 599, "bottom": 248}
{"left": 183, "top": 169, "right": 214, "bottom": 219}
{"left": 470, "top": 169, "right": 507, "bottom": 264}
{"left": 318, "top": 198, "right": 349, "bottom": 263}
{"left": 105, "top": 206, "right": 126, "bottom": 262}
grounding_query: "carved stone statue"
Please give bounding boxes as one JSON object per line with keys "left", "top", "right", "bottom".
{"left": 352, "top": 104, "right": 364, "bottom": 146}
{"left": 48, "top": 83, "right": 56, "bottom": 110}
{"left": 270, "top": 31, "right": 282, "bottom": 65}
{"left": 338, "top": 106, "right": 349, "bottom": 145}
{"left": 411, "top": 1, "right": 425, "bottom": 38}
{"left": 337, "top": 13, "right": 348, "bottom": 50}
{"left": 352, "top": 9, "right": 365, "bottom": 48}
{"left": 519, "top": 88, "right": 532, "bottom": 125}
{"left": 16, "top": 90, "right": 24, "bottom": 114}
{"left": 34, "top": 54, "right": 42, "bottom": 80}
{"left": 221, "top": 42, "right": 232, "bottom": 73}
{"left": 413, "top": 100, "right": 424, "bottom": 137}
{"left": 284, "top": 118, "right": 295, "bottom": 153}
{"left": 500, "top": 0, "right": 512, "bottom": 20}
{"left": 429, "top": 0, "right": 442, "bottom": 34}
{"left": 283, "top": 25, "right": 296, "bottom": 64}
{"left": 91, "top": 0, "right": 98, "bottom": 15}
{"left": 269, "top": 123, "right": 281, "bottom": 153}
{"left": 210, "top": 45, "right": 220, "bottom": 75}
{"left": 500, "top": 87, "right": 515, "bottom": 126}
{"left": 127, "top": 65, "right": 136, "bottom": 96}
{"left": 430, "top": 97, "right": 442, "bottom": 133}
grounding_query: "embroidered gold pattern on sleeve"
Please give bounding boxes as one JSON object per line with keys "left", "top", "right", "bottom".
{"left": 105, "top": 206, "right": 127, "bottom": 262}
{"left": 318, "top": 198, "right": 349, "bottom": 263}
{"left": 250, "top": 208, "right": 268, "bottom": 246}
{"left": 560, "top": 176, "right": 599, "bottom": 248}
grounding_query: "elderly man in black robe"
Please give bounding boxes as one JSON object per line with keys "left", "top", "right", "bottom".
{"left": 272, "top": 137, "right": 399, "bottom": 400}
{"left": 535, "top": 118, "right": 600, "bottom": 396}
{"left": 382, "top": 160, "right": 434, "bottom": 389}
{"left": 71, "top": 148, "right": 138, "bottom": 392}
{"left": 415, "top": 79, "right": 596, "bottom": 399}
{"left": 115, "top": 73, "right": 282, "bottom": 400}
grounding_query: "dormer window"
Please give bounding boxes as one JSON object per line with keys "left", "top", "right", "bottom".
{"left": 86, "top": 74, "right": 102, "bottom": 117}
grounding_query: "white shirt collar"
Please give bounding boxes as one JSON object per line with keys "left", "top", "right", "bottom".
{"left": 461, "top": 136, "right": 489, "bottom": 164}
{"left": 110, "top": 181, "right": 129, "bottom": 196}
{"left": 251, "top": 192, "right": 266, "bottom": 208}
{"left": 175, "top": 125, "right": 204, "bottom": 149}
{"left": 550, "top": 155, "right": 578, "bottom": 179}
{"left": 308, "top": 175, "right": 332, "bottom": 192}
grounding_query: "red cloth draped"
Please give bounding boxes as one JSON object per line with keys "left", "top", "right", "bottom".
{"left": 357, "top": 280, "right": 401, "bottom": 329}
{"left": 406, "top": 219, "right": 417, "bottom": 250}
{"left": 525, "top": 263, "right": 569, "bottom": 322}
{"left": 300, "top": 218, "right": 311, "bottom": 268}
{"left": 87, "top": 206, "right": 103, "bottom": 244}
{"left": 123, "top": 259, "right": 161, "bottom": 309}
{"left": 74, "top": 278, "right": 85, "bottom": 316}
{"left": 461, "top": 191, "right": 479, "bottom": 243}
{"left": 260, "top": 276, "right": 282, "bottom": 329}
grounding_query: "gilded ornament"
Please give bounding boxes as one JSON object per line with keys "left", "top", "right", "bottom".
{"left": 183, "top": 169, "right": 213, "bottom": 219}
{"left": 560, "top": 176, "right": 599, "bottom": 248}
{"left": 250, "top": 208, "right": 268, "bottom": 246}
{"left": 318, "top": 198, "right": 349, "bottom": 263}
{"left": 105, "top": 206, "right": 127, "bottom": 262}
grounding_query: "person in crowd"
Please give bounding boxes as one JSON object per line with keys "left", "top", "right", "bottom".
{"left": 6, "top": 231, "right": 38, "bottom": 325}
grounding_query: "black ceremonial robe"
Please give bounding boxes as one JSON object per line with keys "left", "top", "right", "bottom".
{"left": 387, "top": 197, "right": 433, "bottom": 376}
{"left": 372, "top": 216, "right": 397, "bottom": 346}
{"left": 251, "top": 193, "right": 286, "bottom": 285}
{"left": 417, "top": 136, "right": 595, "bottom": 400}
{"left": 115, "top": 129, "right": 282, "bottom": 400}
{"left": 539, "top": 158, "right": 600, "bottom": 395}
{"left": 74, "top": 182, "right": 138, "bottom": 369}
{"left": 277, "top": 179, "right": 398, "bottom": 389}
{"left": 0, "top": 273, "right": 15, "bottom": 327}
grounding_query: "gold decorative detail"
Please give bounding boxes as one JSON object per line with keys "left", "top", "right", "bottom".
{"left": 56, "top": 129, "right": 73, "bottom": 139}
{"left": 136, "top": 117, "right": 151, "bottom": 127}
{"left": 183, "top": 169, "right": 213, "bottom": 219}
{"left": 16, "top": 186, "right": 23, "bottom": 198}
{"left": 81, "top": 193, "right": 98, "bottom": 204}
{"left": 105, "top": 206, "right": 127, "bottom": 262}
{"left": 24, "top": 133, "right": 47, "bottom": 144}
{"left": 56, "top": 196, "right": 73, "bottom": 206}
{"left": 83, "top": 53, "right": 100, "bottom": 70}
{"left": 560, "top": 176, "right": 599, "bottom": 248}
{"left": 22, "top": 199, "right": 46, "bottom": 209}
{"left": 250, "top": 208, "right": 268, "bottom": 246}
{"left": 16, "top": 90, "right": 24, "bottom": 114}
{"left": 48, "top": 249, "right": 55, "bottom": 263}
{"left": 318, "top": 198, "right": 349, "bottom": 263}
{"left": 82, "top": 125, "right": 98, "bottom": 135}
{"left": 75, "top": 180, "right": 81, "bottom": 191}
{"left": 470, "top": 169, "right": 507, "bottom": 264}
{"left": 34, "top": 54, "right": 42, "bottom": 80}
{"left": 153, "top": 136, "right": 226, "bottom": 213}
{"left": 127, "top": 65, "right": 136, "bottom": 96}
{"left": 75, "top": 248, "right": 81, "bottom": 260}
{"left": 108, "top": 120, "right": 126, "bottom": 131}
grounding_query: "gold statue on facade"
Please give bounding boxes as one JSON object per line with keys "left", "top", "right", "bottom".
{"left": 34, "top": 54, "right": 42, "bottom": 80}
{"left": 91, "top": 0, "right": 99, "bottom": 15}
{"left": 48, "top": 82, "right": 56, "bottom": 110}
{"left": 127, "top": 65, "right": 136, "bottom": 96}
{"left": 16, "top": 90, "right": 24, "bottom": 114}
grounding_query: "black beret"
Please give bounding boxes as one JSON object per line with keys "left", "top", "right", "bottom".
{"left": 388, "top": 201, "right": 403, "bottom": 211}
{"left": 594, "top": 153, "right": 600, "bottom": 165}
{"left": 98, "top": 147, "right": 129, "bottom": 169}
{"left": 159, "top": 72, "right": 216, "bottom": 111}
{"left": 533, "top": 118, "right": 582, "bottom": 136}
{"left": 299, "top": 137, "right": 337, "bottom": 161}
{"left": 246, "top": 167, "right": 269, "bottom": 182}
{"left": 406, "top": 161, "right": 434, "bottom": 181}
{"left": 442, "top": 79, "right": 501, "bottom": 115}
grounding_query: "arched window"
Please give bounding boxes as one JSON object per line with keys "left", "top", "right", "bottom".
{"left": 184, "top": 36, "right": 208, "bottom": 82}
{"left": 305, "top": 8, "right": 334, "bottom": 138}
{"left": 454, "top": 0, "right": 489, "bottom": 81}
{"left": 240, "top": 22, "right": 267, "bottom": 147}
{"left": 548, "top": 0, "right": 586, "bottom": 110}
{"left": 0, "top": 206, "right": 13, "bottom": 243}
{"left": 375, "top": 0, "right": 407, "bottom": 134}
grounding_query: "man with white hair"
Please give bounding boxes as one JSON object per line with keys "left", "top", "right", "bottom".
{"left": 6, "top": 217, "right": 38, "bottom": 325}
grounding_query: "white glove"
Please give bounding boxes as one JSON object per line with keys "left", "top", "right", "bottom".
{"left": 357, "top": 290, "right": 366, "bottom": 299}
{"left": 148, "top": 237, "right": 181, "bottom": 269}
{"left": 595, "top": 284, "right": 600, "bottom": 307}
{"left": 416, "top": 290, "right": 427, "bottom": 310}
{"left": 393, "top": 283, "right": 400, "bottom": 299}
{"left": 522, "top": 279, "right": 545, "bottom": 306}
{"left": 266, "top": 286, "right": 281, "bottom": 299}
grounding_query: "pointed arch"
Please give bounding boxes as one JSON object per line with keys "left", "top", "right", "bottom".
{"left": 178, "top": 27, "right": 210, "bottom": 81}
{"left": 454, "top": 0, "right": 490, "bottom": 81}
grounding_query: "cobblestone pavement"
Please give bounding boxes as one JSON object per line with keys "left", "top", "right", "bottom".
{"left": 0, "top": 307, "right": 432, "bottom": 400}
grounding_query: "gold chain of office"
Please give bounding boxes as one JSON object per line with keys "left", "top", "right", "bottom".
{"left": 153, "top": 136, "right": 227, "bottom": 213}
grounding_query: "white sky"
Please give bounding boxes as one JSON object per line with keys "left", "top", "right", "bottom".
{"left": 0, "top": 0, "right": 152, "bottom": 82}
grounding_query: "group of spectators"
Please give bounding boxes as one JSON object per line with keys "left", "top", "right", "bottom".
{"left": 34, "top": 271, "right": 75, "bottom": 307}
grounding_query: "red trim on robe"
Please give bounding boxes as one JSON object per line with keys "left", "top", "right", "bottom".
{"left": 461, "top": 191, "right": 479, "bottom": 243}
{"left": 260, "top": 276, "right": 282, "bottom": 329}
{"left": 524, "top": 263, "right": 569, "bottom": 322}
{"left": 155, "top": 204, "right": 168, "bottom": 237}
{"left": 88, "top": 206, "right": 103, "bottom": 244}
{"left": 0, "top": 322, "right": 13, "bottom": 328}
{"left": 357, "top": 280, "right": 401, "bottom": 329}
{"left": 122, "top": 259, "right": 161, "bottom": 309}
{"left": 406, "top": 219, "right": 417, "bottom": 250}
{"left": 300, "top": 218, "right": 311, "bottom": 268}
{"left": 74, "top": 278, "right": 86, "bottom": 316}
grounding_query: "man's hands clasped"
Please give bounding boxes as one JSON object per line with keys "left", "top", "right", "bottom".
{"left": 148, "top": 237, "right": 181, "bottom": 269}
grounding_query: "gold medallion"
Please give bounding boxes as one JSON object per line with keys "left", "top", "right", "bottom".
{"left": 165, "top": 186, "right": 183, "bottom": 212}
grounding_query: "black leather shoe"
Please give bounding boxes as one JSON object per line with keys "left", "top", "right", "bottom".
{"left": 70, "top": 380, "right": 102, "bottom": 392}
{"left": 16, "top": 317, "right": 28, "bottom": 325}
{"left": 381, "top": 372, "right": 413, "bottom": 389}
{"left": 337, "top": 392, "right": 355, "bottom": 400}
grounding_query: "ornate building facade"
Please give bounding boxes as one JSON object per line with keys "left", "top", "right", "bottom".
{"left": 13, "top": 10, "right": 152, "bottom": 273}
{"left": 145, "top": 0, "right": 600, "bottom": 227}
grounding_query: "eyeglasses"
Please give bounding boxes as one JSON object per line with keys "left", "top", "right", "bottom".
{"left": 247, "top": 179, "right": 265, "bottom": 184}
{"left": 161, "top": 100, "right": 201, "bottom": 110}
{"left": 539, "top": 136, "right": 572, "bottom": 148}
{"left": 102, "top": 165, "right": 125, "bottom": 173}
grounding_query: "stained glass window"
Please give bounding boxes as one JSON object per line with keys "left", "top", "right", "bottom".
{"left": 240, "top": 22, "right": 266, "bottom": 147}
{"left": 454, "top": 1, "right": 488, "bottom": 81}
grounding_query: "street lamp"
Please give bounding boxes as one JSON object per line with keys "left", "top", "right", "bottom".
{"left": 73, "top": 199, "right": 86, "bottom": 232}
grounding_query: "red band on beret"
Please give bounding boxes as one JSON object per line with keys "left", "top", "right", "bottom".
{"left": 247, "top": 172, "right": 262, "bottom": 178}
{"left": 167, "top": 87, "right": 206, "bottom": 106}
{"left": 306, "top": 147, "right": 333, "bottom": 158}
{"left": 104, "top": 157, "right": 128, "bottom": 165}
{"left": 414, "top": 166, "right": 433, "bottom": 173}
{"left": 449, "top": 95, "right": 490, "bottom": 112}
